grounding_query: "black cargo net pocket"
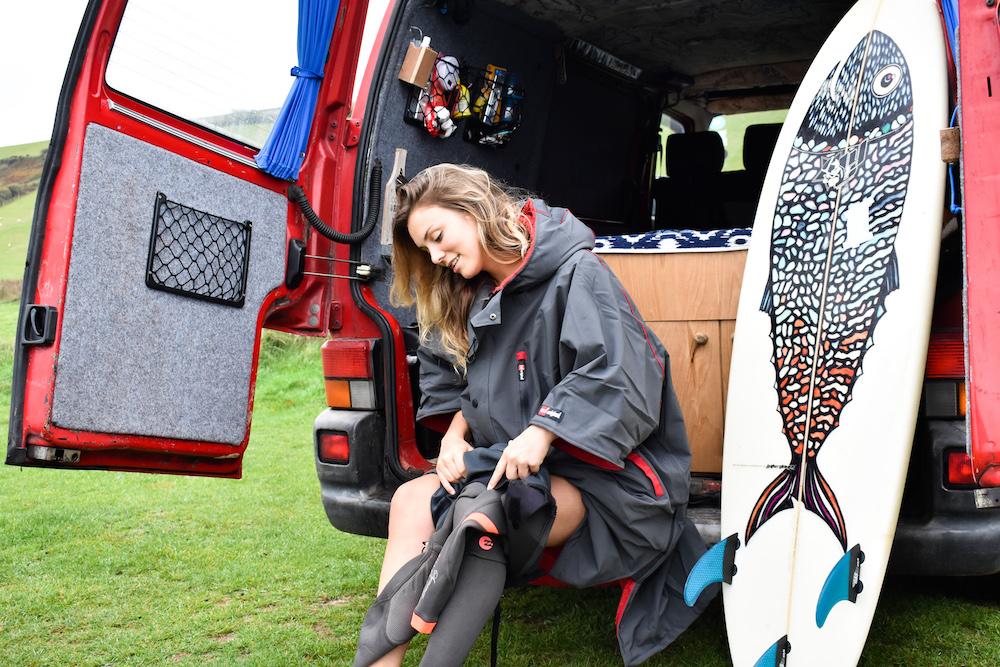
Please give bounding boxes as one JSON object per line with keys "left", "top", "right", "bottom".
{"left": 146, "top": 192, "right": 252, "bottom": 308}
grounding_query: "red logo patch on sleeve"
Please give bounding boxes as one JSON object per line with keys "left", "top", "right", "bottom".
{"left": 537, "top": 405, "right": 563, "bottom": 423}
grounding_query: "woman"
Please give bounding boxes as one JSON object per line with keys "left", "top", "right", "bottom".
{"left": 367, "top": 164, "right": 708, "bottom": 666}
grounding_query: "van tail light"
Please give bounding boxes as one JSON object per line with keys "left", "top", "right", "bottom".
{"left": 318, "top": 431, "right": 350, "bottom": 464}
{"left": 321, "top": 339, "right": 377, "bottom": 409}
{"left": 945, "top": 449, "right": 977, "bottom": 487}
{"left": 925, "top": 330, "right": 964, "bottom": 379}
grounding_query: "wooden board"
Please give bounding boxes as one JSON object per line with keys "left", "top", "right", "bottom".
{"left": 717, "top": 0, "right": 948, "bottom": 664}
{"left": 600, "top": 251, "right": 745, "bottom": 321}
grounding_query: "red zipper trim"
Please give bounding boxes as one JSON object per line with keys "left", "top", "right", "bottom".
{"left": 615, "top": 578, "right": 636, "bottom": 635}
{"left": 551, "top": 438, "right": 623, "bottom": 470}
{"left": 627, "top": 451, "right": 664, "bottom": 497}
{"left": 492, "top": 200, "right": 537, "bottom": 294}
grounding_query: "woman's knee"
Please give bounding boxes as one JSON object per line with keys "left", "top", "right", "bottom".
{"left": 388, "top": 474, "right": 439, "bottom": 535}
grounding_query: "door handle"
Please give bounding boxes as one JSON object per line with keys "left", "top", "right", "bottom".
{"left": 21, "top": 305, "right": 58, "bottom": 346}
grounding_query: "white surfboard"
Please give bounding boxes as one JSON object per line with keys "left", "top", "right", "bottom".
{"left": 684, "top": 0, "right": 948, "bottom": 665}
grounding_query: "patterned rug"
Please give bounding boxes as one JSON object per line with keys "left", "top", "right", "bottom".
{"left": 594, "top": 228, "right": 752, "bottom": 253}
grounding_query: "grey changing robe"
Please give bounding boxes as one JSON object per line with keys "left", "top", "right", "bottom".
{"left": 415, "top": 199, "right": 713, "bottom": 665}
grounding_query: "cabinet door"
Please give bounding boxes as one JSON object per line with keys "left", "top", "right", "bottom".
{"left": 649, "top": 321, "right": 724, "bottom": 473}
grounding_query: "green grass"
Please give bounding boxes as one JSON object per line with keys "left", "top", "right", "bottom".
{"left": 0, "top": 140, "right": 48, "bottom": 161}
{"left": 0, "top": 190, "right": 35, "bottom": 281}
{"left": 0, "top": 301, "right": 998, "bottom": 665}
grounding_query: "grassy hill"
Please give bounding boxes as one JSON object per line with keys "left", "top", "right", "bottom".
{"left": 0, "top": 191, "right": 35, "bottom": 283}
{"left": 0, "top": 152, "right": 45, "bottom": 206}
{"left": 0, "top": 140, "right": 48, "bottom": 161}
{"left": 0, "top": 140, "right": 47, "bottom": 283}
{"left": 197, "top": 108, "right": 280, "bottom": 149}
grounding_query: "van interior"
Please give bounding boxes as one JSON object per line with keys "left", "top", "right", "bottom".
{"left": 352, "top": 0, "right": 955, "bottom": 480}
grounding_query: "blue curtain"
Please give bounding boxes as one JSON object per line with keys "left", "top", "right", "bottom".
{"left": 255, "top": 0, "right": 342, "bottom": 180}
{"left": 940, "top": 0, "right": 961, "bottom": 215}
{"left": 941, "top": 0, "right": 959, "bottom": 65}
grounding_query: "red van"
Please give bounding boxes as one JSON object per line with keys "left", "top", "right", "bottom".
{"left": 8, "top": 0, "right": 999, "bottom": 576}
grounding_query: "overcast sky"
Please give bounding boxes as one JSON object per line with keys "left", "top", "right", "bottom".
{"left": 1, "top": 2, "right": 90, "bottom": 147}
{"left": 0, "top": 1, "right": 388, "bottom": 149}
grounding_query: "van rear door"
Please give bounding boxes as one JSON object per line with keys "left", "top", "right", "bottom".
{"left": 959, "top": 0, "right": 1000, "bottom": 488}
{"left": 6, "top": 0, "right": 366, "bottom": 477}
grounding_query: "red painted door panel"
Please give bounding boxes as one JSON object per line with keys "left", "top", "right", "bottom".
{"left": 960, "top": 0, "right": 1000, "bottom": 486}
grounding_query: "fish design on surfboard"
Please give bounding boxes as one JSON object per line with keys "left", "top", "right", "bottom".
{"left": 747, "top": 31, "right": 914, "bottom": 552}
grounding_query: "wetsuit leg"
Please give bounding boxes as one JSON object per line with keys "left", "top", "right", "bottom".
{"left": 352, "top": 542, "right": 441, "bottom": 666}
{"left": 418, "top": 530, "right": 507, "bottom": 667}
{"left": 353, "top": 507, "right": 455, "bottom": 667}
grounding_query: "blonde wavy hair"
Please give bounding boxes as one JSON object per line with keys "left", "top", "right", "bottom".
{"left": 390, "top": 164, "right": 532, "bottom": 372}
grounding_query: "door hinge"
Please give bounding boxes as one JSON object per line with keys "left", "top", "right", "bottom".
{"left": 21, "top": 305, "right": 58, "bottom": 346}
{"left": 342, "top": 118, "right": 362, "bottom": 148}
{"left": 27, "top": 445, "right": 81, "bottom": 464}
{"left": 329, "top": 302, "right": 343, "bottom": 331}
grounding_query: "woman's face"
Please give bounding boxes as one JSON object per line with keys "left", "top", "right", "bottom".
{"left": 407, "top": 205, "right": 485, "bottom": 280}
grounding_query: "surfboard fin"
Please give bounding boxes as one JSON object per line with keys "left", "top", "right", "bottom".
{"left": 753, "top": 635, "right": 791, "bottom": 667}
{"left": 885, "top": 248, "right": 899, "bottom": 294}
{"left": 683, "top": 532, "right": 739, "bottom": 607}
{"left": 815, "top": 544, "right": 864, "bottom": 628}
{"left": 760, "top": 277, "right": 773, "bottom": 314}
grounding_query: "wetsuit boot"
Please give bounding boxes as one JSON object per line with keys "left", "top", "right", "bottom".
{"left": 410, "top": 482, "right": 506, "bottom": 631}
{"left": 417, "top": 528, "right": 507, "bottom": 667}
{"left": 352, "top": 504, "right": 455, "bottom": 667}
{"left": 354, "top": 482, "right": 507, "bottom": 666}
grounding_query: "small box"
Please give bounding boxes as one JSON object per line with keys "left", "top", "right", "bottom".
{"left": 398, "top": 38, "right": 438, "bottom": 86}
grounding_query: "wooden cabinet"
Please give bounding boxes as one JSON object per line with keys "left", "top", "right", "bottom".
{"left": 599, "top": 251, "right": 747, "bottom": 473}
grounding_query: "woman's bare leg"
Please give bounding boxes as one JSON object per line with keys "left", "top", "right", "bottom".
{"left": 547, "top": 475, "right": 586, "bottom": 546}
{"left": 369, "top": 473, "right": 440, "bottom": 667}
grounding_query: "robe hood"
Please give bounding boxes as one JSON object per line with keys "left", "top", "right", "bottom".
{"left": 495, "top": 199, "right": 595, "bottom": 293}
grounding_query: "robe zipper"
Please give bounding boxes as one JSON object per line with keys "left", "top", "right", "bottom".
{"left": 516, "top": 351, "right": 529, "bottom": 422}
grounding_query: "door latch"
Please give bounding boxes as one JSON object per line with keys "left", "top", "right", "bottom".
{"left": 21, "top": 305, "right": 58, "bottom": 346}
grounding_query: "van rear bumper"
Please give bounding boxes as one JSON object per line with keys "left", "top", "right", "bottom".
{"left": 316, "top": 413, "right": 1000, "bottom": 575}
{"left": 891, "top": 511, "right": 1000, "bottom": 576}
{"left": 314, "top": 409, "right": 391, "bottom": 538}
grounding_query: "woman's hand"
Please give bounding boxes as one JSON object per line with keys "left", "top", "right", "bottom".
{"left": 436, "top": 414, "right": 473, "bottom": 495}
{"left": 487, "top": 425, "right": 557, "bottom": 490}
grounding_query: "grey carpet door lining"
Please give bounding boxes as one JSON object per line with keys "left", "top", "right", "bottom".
{"left": 50, "top": 124, "right": 286, "bottom": 445}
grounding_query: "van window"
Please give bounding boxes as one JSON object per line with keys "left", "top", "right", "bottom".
{"left": 654, "top": 113, "right": 685, "bottom": 179}
{"left": 105, "top": 0, "right": 298, "bottom": 148}
{"left": 352, "top": 0, "right": 391, "bottom": 112}
{"left": 709, "top": 109, "right": 789, "bottom": 172}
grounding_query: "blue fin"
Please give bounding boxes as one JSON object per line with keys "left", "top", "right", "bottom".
{"left": 683, "top": 532, "right": 739, "bottom": 607}
{"left": 884, "top": 248, "right": 899, "bottom": 295}
{"left": 760, "top": 277, "right": 773, "bottom": 313}
{"left": 753, "top": 635, "right": 791, "bottom": 667}
{"left": 815, "top": 544, "right": 864, "bottom": 628}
